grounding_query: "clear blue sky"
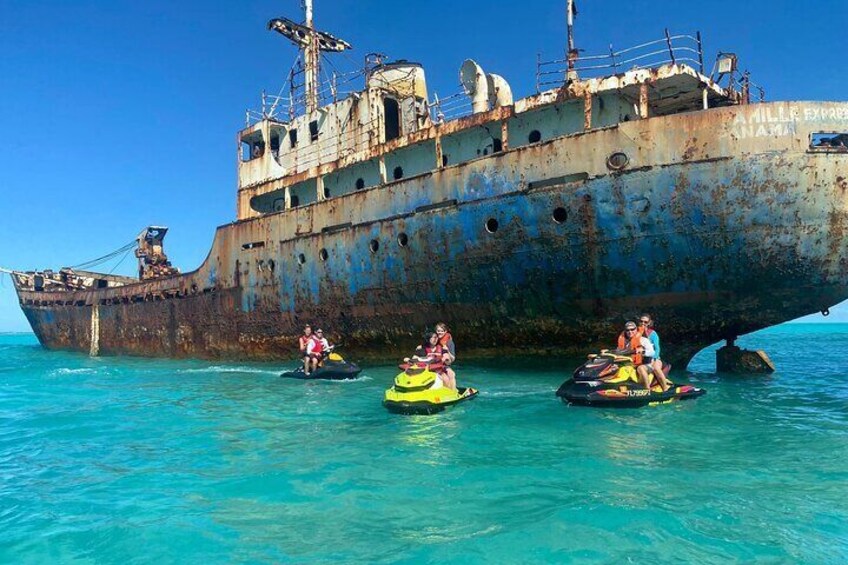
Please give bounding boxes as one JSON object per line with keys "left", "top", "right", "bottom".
{"left": 1, "top": 0, "right": 847, "bottom": 332}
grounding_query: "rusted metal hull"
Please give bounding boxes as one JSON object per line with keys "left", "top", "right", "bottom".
{"left": 15, "top": 102, "right": 848, "bottom": 368}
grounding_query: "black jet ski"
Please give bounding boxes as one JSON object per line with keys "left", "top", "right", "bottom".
{"left": 281, "top": 352, "right": 362, "bottom": 380}
{"left": 557, "top": 350, "right": 706, "bottom": 408}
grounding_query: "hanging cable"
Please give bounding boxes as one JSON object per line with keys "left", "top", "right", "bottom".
{"left": 70, "top": 239, "right": 138, "bottom": 271}
{"left": 107, "top": 245, "right": 135, "bottom": 275}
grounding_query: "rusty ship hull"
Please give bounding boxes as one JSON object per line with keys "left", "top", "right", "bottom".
{"left": 14, "top": 102, "right": 848, "bottom": 368}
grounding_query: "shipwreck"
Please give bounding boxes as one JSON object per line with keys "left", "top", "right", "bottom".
{"left": 6, "top": 1, "right": 848, "bottom": 368}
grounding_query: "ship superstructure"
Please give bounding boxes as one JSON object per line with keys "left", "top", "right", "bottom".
{"left": 7, "top": 1, "right": 848, "bottom": 367}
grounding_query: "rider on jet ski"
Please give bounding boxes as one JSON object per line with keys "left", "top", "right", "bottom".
{"left": 404, "top": 331, "right": 456, "bottom": 390}
{"left": 305, "top": 328, "right": 333, "bottom": 375}
{"left": 617, "top": 321, "right": 670, "bottom": 392}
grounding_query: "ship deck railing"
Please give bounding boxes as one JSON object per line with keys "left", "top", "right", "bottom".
{"left": 536, "top": 30, "right": 706, "bottom": 90}
{"left": 246, "top": 54, "right": 368, "bottom": 126}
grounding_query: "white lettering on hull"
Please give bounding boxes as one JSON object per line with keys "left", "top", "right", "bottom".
{"left": 726, "top": 105, "right": 848, "bottom": 139}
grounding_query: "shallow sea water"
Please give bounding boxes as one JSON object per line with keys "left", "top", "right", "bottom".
{"left": 1, "top": 325, "right": 846, "bottom": 563}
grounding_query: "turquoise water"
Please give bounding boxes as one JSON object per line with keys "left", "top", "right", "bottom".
{"left": 1, "top": 326, "right": 846, "bottom": 563}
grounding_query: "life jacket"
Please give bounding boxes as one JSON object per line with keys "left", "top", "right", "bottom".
{"left": 308, "top": 336, "right": 324, "bottom": 356}
{"left": 617, "top": 332, "right": 643, "bottom": 365}
{"left": 424, "top": 344, "right": 446, "bottom": 372}
{"left": 425, "top": 344, "right": 445, "bottom": 357}
{"left": 438, "top": 332, "right": 453, "bottom": 349}
{"left": 299, "top": 335, "right": 310, "bottom": 352}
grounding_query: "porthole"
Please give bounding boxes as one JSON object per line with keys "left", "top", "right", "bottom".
{"left": 355, "top": 178, "right": 365, "bottom": 190}
{"left": 485, "top": 218, "right": 499, "bottom": 233}
{"left": 528, "top": 130, "right": 542, "bottom": 143}
{"left": 319, "top": 249, "right": 329, "bottom": 261}
{"left": 397, "top": 232, "right": 409, "bottom": 247}
{"left": 369, "top": 239, "right": 380, "bottom": 253}
{"left": 393, "top": 166, "right": 404, "bottom": 180}
{"left": 553, "top": 207, "right": 568, "bottom": 224}
{"left": 268, "top": 259, "right": 276, "bottom": 272}
{"left": 606, "top": 151, "right": 629, "bottom": 171}
{"left": 297, "top": 253, "right": 306, "bottom": 265}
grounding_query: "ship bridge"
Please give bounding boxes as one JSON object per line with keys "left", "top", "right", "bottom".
{"left": 236, "top": 47, "right": 743, "bottom": 223}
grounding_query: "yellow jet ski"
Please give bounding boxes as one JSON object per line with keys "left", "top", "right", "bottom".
{"left": 383, "top": 362, "right": 478, "bottom": 415}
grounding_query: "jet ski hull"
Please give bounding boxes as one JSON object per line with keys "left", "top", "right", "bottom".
{"left": 383, "top": 386, "right": 478, "bottom": 415}
{"left": 557, "top": 379, "right": 706, "bottom": 408}
{"left": 281, "top": 362, "right": 362, "bottom": 380}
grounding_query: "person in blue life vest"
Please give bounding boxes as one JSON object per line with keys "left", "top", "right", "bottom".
{"left": 638, "top": 314, "right": 671, "bottom": 391}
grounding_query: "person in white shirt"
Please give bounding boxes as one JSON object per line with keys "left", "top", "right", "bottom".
{"left": 304, "top": 328, "right": 332, "bottom": 374}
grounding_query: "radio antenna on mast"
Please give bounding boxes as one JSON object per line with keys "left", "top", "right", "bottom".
{"left": 268, "top": 0, "right": 352, "bottom": 114}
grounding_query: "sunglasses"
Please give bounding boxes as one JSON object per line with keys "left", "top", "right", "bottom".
{"left": 639, "top": 320, "right": 649, "bottom": 324}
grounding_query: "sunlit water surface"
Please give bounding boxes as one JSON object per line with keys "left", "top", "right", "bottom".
{"left": 1, "top": 325, "right": 846, "bottom": 563}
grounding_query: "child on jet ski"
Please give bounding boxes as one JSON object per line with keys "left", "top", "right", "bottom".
{"left": 435, "top": 322, "right": 457, "bottom": 386}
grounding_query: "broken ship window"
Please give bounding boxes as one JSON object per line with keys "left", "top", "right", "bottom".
{"left": 270, "top": 131, "right": 281, "bottom": 156}
{"left": 553, "top": 207, "right": 568, "bottom": 223}
{"left": 606, "top": 152, "right": 629, "bottom": 170}
{"left": 810, "top": 132, "right": 848, "bottom": 151}
{"left": 289, "top": 128, "right": 298, "bottom": 148}
{"left": 240, "top": 131, "right": 265, "bottom": 161}
{"left": 384, "top": 98, "right": 401, "bottom": 141}
{"left": 309, "top": 120, "right": 319, "bottom": 142}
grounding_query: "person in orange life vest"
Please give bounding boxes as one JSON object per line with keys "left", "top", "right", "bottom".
{"left": 435, "top": 322, "right": 457, "bottom": 385}
{"left": 617, "top": 321, "right": 645, "bottom": 366}
{"left": 305, "top": 328, "right": 331, "bottom": 374}
{"left": 619, "top": 320, "right": 664, "bottom": 391}
{"left": 639, "top": 314, "right": 671, "bottom": 391}
{"left": 299, "top": 324, "right": 312, "bottom": 374}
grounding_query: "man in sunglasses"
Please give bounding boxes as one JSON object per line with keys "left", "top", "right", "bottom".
{"left": 305, "top": 328, "right": 332, "bottom": 375}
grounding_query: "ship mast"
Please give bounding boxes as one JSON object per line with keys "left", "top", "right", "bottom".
{"left": 566, "top": 0, "right": 578, "bottom": 81}
{"left": 268, "top": 1, "right": 352, "bottom": 116}
{"left": 303, "top": 0, "right": 319, "bottom": 114}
